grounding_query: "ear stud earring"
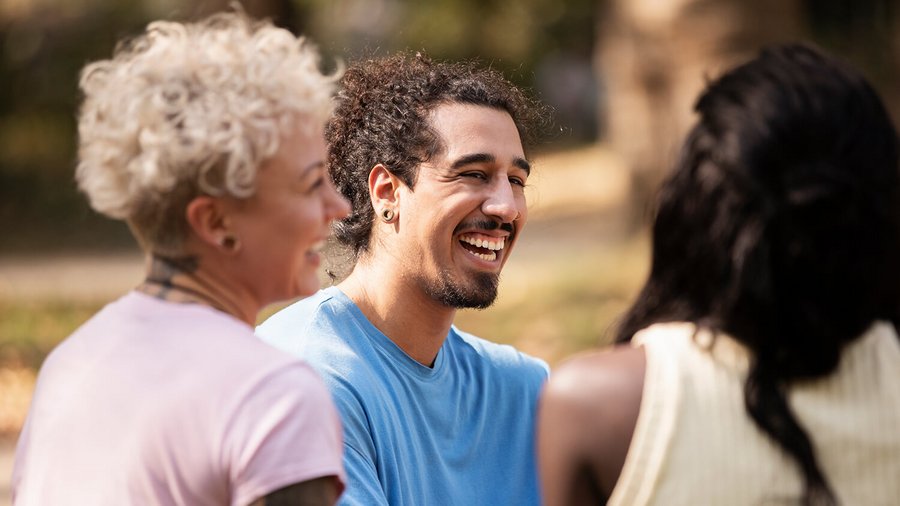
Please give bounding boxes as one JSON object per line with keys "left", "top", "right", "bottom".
{"left": 220, "top": 235, "right": 238, "bottom": 250}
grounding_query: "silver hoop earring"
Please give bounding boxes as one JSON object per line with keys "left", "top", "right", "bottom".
{"left": 381, "top": 208, "right": 395, "bottom": 222}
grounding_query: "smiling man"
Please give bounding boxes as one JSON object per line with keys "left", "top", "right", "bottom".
{"left": 257, "top": 53, "right": 549, "bottom": 505}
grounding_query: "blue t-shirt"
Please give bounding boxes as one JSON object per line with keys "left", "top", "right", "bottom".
{"left": 257, "top": 286, "right": 549, "bottom": 506}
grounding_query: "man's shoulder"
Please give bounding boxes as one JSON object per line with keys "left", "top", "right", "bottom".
{"left": 450, "top": 326, "right": 550, "bottom": 379}
{"left": 257, "top": 288, "right": 377, "bottom": 388}
{"left": 257, "top": 288, "right": 350, "bottom": 348}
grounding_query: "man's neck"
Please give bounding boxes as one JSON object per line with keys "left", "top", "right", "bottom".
{"left": 339, "top": 264, "right": 455, "bottom": 367}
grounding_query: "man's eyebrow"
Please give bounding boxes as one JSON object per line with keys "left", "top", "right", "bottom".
{"left": 451, "top": 153, "right": 531, "bottom": 175}
{"left": 451, "top": 153, "right": 495, "bottom": 170}
{"left": 513, "top": 157, "right": 531, "bottom": 175}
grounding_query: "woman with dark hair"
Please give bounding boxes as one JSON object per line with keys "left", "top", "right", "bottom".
{"left": 537, "top": 44, "right": 900, "bottom": 506}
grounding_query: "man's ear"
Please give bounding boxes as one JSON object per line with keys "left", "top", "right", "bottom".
{"left": 185, "top": 195, "right": 236, "bottom": 251}
{"left": 369, "top": 163, "right": 402, "bottom": 214}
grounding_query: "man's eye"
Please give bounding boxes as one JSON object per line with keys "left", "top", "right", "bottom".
{"left": 462, "top": 172, "right": 487, "bottom": 180}
{"left": 510, "top": 177, "right": 526, "bottom": 187}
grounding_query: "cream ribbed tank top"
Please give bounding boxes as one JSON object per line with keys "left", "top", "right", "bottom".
{"left": 608, "top": 321, "right": 900, "bottom": 506}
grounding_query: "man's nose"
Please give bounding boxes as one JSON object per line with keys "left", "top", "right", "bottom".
{"left": 482, "top": 179, "right": 521, "bottom": 223}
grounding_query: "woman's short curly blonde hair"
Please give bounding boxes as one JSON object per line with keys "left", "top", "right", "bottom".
{"left": 76, "top": 11, "right": 338, "bottom": 256}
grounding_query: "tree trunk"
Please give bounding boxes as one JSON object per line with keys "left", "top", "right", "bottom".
{"left": 594, "top": 0, "right": 806, "bottom": 226}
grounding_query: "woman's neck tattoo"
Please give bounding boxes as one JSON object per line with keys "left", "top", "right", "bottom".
{"left": 146, "top": 254, "right": 199, "bottom": 285}
{"left": 140, "top": 254, "right": 211, "bottom": 305}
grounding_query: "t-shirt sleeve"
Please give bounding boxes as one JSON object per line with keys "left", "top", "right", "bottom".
{"left": 324, "top": 379, "right": 390, "bottom": 506}
{"left": 222, "top": 362, "right": 345, "bottom": 506}
{"left": 339, "top": 443, "right": 390, "bottom": 506}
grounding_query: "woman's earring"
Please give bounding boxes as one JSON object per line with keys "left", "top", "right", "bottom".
{"left": 381, "top": 208, "right": 395, "bottom": 223}
{"left": 220, "top": 235, "right": 238, "bottom": 250}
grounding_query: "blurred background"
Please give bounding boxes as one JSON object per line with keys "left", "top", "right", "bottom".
{"left": 1, "top": 0, "right": 898, "bottom": 497}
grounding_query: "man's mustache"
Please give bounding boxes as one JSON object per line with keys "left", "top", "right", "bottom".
{"left": 458, "top": 219, "right": 514, "bottom": 234}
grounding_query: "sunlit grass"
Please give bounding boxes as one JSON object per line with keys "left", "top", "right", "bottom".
{"left": 0, "top": 299, "right": 102, "bottom": 437}
{"left": 0, "top": 299, "right": 102, "bottom": 370}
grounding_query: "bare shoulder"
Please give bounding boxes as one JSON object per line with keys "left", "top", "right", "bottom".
{"left": 538, "top": 345, "right": 646, "bottom": 502}
{"left": 553, "top": 344, "right": 644, "bottom": 383}
{"left": 543, "top": 345, "right": 645, "bottom": 418}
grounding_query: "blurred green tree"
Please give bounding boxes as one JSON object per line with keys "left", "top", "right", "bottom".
{"left": 1, "top": 3, "right": 148, "bottom": 252}
{"left": 0, "top": 0, "right": 595, "bottom": 252}
{"left": 593, "top": 0, "right": 899, "bottom": 227}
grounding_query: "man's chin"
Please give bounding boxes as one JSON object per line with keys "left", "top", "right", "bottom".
{"left": 429, "top": 271, "right": 499, "bottom": 310}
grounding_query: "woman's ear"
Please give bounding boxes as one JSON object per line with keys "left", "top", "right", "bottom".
{"left": 185, "top": 196, "right": 240, "bottom": 252}
{"left": 369, "top": 164, "right": 402, "bottom": 223}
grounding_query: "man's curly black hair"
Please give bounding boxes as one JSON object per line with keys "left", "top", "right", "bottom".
{"left": 325, "top": 52, "right": 546, "bottom": 259}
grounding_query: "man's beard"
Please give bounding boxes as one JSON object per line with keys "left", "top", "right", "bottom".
{"left": 424, "top": 268, "right": 500, "bottom": 309}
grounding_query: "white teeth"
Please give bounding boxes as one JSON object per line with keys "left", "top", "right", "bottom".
{"left": 459, "top": 235, "right": 500, "bottom": 261}
{"left": 460, "top": 235, "right": 505, "bottom": 251}
{"left": 471, "top": 251, "right": 497, "bottom": 261}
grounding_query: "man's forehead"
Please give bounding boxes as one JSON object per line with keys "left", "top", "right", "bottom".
{"left": 427, "top": 102, "right": 525, "bottom": 159}
{"left": 427, "top": 101, "right": 513, "bottom": 126}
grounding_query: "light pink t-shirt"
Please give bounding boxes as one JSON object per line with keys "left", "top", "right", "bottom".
{"left": 12, "top": 291, "right": 344, "bottom": 505}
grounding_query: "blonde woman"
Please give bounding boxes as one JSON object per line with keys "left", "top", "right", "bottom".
{"left": 12, "top": 11, "right": 350, "bottom": 505}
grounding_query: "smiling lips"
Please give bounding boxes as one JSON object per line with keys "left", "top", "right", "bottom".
{"left": 459, "top": 233, "right": 506, "bottom": 262}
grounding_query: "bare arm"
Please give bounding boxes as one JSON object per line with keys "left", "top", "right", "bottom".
{"left": 537, "top": 345, "right": 645, "bottom": 506}
{"left": 247, "top": 476, "right": 341, "bottom": 506}
{"left": 538, "top": 394, "right": 605, "bottom": 506}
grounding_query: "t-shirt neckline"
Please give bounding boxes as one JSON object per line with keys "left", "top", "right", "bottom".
{"left": 324, "top": 286, "right": 449, "bottom": 380}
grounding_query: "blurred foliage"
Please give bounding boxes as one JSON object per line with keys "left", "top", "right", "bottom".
{"left": 298, "top": 0, "right": 595, "bottom": 75}
{"left": 0, "top": 299, "right": 102, "bottom": 370}
{"left": 0, "top": 0, "right": 596, "bottom": 253}
{"left": 805, "top": 0, "right": 896, "bottom": 71}
{"left": 803, "top": 0, "right": 899, "bottom": 113}
{"left": 0, "top": 2, "right": 149, "bottom": 252}
{"left": 1, "top": 0, "right": 897, "bottom": 253}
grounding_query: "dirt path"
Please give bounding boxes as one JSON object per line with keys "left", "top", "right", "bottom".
{"left": 1, "top": 440, "right": 13, "bottom": 506}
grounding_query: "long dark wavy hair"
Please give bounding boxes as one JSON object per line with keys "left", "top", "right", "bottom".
{"left": 615, "top": 44, "right": 900, "bottom": 505}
